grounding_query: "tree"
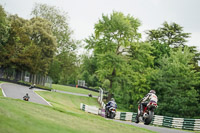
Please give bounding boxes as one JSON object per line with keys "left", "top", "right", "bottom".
{"left": 78, "top": 54, "right": 99, "bottom": 87}
{"left": 0, "top": 5, "right": 10, "bottom": 46}
{"left": 146, "top": 22, "right": 190, "bottom": 48}
{"left": 151, "top": 47, "right": 200, "bottom": 118}
{"left": 31, "top": 3, "right": 76, "bottom": 52}
{"left": 146, "top": 22, "right": 191, "bottom": 66}
{"left": 115, "top": 42, "right": 155, "bottom": 111}
{"left": 0, "top": 15, "right": 56, "bottom": 75}
{"left": 0, "top": 5, "right": 10, "bottom": 70}
{"left": 23, "top": 17, "right": 57, "bottom": 74}
{"left": 32, "top": 3, "right": 79, "bottom": 84}
{"left": 86, "top": 11, "right": 141, "bottom": 92}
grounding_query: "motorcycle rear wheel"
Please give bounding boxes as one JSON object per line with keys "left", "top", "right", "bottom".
{"left": 110, "top": 112, "right": 115, "bottom": 119}
{"left": 144, "top": 111, "right": 154, "bottom": 125}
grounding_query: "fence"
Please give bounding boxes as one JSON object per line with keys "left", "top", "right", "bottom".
{"left": 0, "top": 68, "right": 52, "bottom": 88}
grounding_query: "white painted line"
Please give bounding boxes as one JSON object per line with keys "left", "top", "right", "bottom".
{"left": 33, "top": 90, "right": 52, "bottom": 106}
{"left": 0, "top": 83, "right": 7, "bottom": 97}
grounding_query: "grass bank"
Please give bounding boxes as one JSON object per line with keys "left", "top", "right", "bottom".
{"left": 0, "top": 91, "right": 155, "bottom": 133}
{"left": 0, "top": 88, "right": 3, "bottom": 96}
{"left": 52, "top": 84, "right": 99, "bottom": 96}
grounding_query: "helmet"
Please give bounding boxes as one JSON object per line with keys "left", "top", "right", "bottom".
{"left": 149, "top": 90, "right": 156, "bottom": 94}
{"left": 26, "top": 93, "right": 28, "bottom": 96}
{"left": 111, "top": 98, "right": 115, "bottom": 101}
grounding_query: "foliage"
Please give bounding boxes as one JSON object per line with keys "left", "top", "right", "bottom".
{"left": 78, "top": 54, "right": 99, "bottom": 87}
{"left": 146, "top": 22, "right": 191, "bottom": 66}
{"left": 0, "top": 15, "right": 56, "bottom": 75}
{"left": 86, "top": 11, "right": 141, "bottom": 92}
{"left": 48, "top": 51, "right": 79, "bottom": 84}
{"left": 31, "top": 3, "right": 79, "bottom": 84}
{"left": 0, "top": 5, "right": 10, "bottom": 46}
{"left": 84, "top": 12, "right": 155, "bottom": 111}
{"left": 146, "top": 21, "right": 190, "bottom": 48}
{"left": 151, "top": 48, "right": 200, "bottom": 118}
{"left": 31, "top": 3, "right": 76, "bottom": 52}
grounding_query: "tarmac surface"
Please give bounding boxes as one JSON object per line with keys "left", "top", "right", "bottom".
{"left": 1, "top": 83, "right": 51, "bottom": 106}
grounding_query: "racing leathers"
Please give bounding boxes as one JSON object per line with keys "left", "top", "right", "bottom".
{"left": 106, "top": 101, "right": 117, "bottom": 113}
{"left": 139, "top": 92, "right": 158, "bottom": 116}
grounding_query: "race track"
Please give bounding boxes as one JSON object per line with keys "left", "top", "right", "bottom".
{"left": 1, "top": 83, "right": 50, "bottom": 106}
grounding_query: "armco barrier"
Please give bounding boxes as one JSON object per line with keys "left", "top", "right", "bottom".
{"left": 80, "top": 103, "right": 99, "bottom": 115}
{"left": 131, "top": 113, "right": 137, "bottom": 122}
{"left": 80, "top": 103, "right": 200, "bottom": 131}
{"left": 115, "top": 112, "right": 121, "bottom": 119}
{"left": 194, "top": 119, "right": 200, "bottom": 131}
{"left": 114, "top": 112, "right": 200, "bottom": 131}
{"left": 152, "top": 115, "right": 200, "bottom": 131}
{"left": 162, "top": 116, "right": 173, "bottom": 128}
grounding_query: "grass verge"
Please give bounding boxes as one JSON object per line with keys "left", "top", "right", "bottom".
{"left": 52, "top": 84, "right": 99, "bottom": 96}
{"left": 0, "top": 91, "right": 155, "bottom": 133}
{"left": 0, "top": 88, "right": 3, "bottom": 96}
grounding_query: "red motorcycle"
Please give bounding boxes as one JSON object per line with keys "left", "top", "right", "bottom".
{"left": 135, "top": 101, "right": 157, "bottom": 125}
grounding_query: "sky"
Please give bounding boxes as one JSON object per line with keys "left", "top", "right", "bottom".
{"left": 1, "top": 0, "right": 200, "bottom": 50}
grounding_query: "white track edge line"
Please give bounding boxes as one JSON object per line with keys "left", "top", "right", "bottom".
{"left": 0, "top": 83, "right": 7, "bottom": 97}
{"left": 33, "top": 90, "right": 52, "bottom": 106}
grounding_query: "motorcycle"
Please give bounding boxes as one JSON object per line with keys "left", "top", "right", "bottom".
{"left": 88, "top": 93, "right": 93, "bottom": 97}
{"left": 135, "top": 101, "right": 157, "bottom": 125}
{"left": 23, "top": 97, "right": 29, "bottom": 101}
{"left": 29, "top": 84, "right": 36, "bottom": 89}
{"left": 106, "top": 106, "right": 116, "bottom": 119}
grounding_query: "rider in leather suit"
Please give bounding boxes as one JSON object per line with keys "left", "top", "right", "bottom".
{"left": 138, "top": 90, "right": 158, "bottom": 116}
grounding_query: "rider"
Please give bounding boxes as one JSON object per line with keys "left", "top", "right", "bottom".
{"left": 29, "top": 84, "right": 36, "bottom": 89}
{"left": 106, "top": 98, "right": 117, "bottom": 113}
{"left": 138, "top": 90, "right": 158, "bottom": 116}
{"left": 23, "top": 93, "right": 30, "bottom": 101}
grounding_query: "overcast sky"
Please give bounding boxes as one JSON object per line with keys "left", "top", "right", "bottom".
{"left": 1, "top": 0, "right": 200, "bottom": 50}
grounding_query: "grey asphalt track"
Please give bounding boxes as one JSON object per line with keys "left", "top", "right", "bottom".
{"left": 1, "top": 83, "right": 50, "bottom": 106}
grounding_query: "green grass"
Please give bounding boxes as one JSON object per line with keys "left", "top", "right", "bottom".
{"left": 0, "top": 81, "right": 6, "bottom": 84}
{"left": 0, "top": 88, "right": 3, "bottom": 96}
{"left": 52, "top": 84, "right": 100, "bottom": 96}
{"left": 0, "top": 91, "right": 155, "bottom": 133}
{"left": 36, "top": 91, "right": 100, "bottom": 113}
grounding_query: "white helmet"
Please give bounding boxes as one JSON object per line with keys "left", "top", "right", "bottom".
{"left": 149, "top": 90, "right": 156, "bottom": 94}
{"left": 111, "top": 98, "right": 115, "bottom": 101}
